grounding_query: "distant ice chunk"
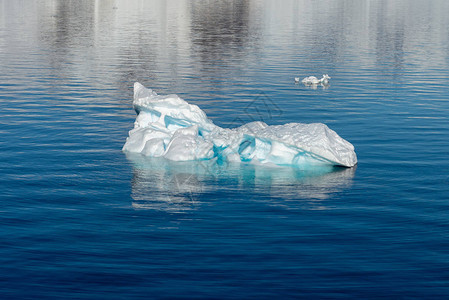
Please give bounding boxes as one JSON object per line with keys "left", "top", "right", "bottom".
{"left": 301, "top": 74, "right": 331, "bottom": 85}
{"left": 123, "top": 82, "right": 357, "bottom": 168}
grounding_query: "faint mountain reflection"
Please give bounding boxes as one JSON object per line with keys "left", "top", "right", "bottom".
{"left": 189, "top": 0, "right": 262, "bottom": 88}
{"left": 126, "top": 153, "right": 356, "bottom": 212}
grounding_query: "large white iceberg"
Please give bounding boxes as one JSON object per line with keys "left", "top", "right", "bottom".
{"left": 123, "top": 83, "right": 357, "bottom": 168}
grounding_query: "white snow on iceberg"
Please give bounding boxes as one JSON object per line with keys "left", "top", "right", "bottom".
{"left": 123, "top": 83, "right": 357, "bottom": 168}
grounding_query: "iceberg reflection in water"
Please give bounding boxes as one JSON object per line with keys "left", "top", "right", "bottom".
{"left": 126, "top": 153, "right": 356, "bottom": 212}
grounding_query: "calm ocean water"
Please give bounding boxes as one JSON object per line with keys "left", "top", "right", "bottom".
{"left": 1, "top": 0, "right": 448, "bottom": 298}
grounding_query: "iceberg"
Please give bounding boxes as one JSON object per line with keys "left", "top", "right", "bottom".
{"left": 300, "top": 74, "right": 331, "bottom": 85}
{"left": 123, "top": 83, "right": 357, "bottom": 168}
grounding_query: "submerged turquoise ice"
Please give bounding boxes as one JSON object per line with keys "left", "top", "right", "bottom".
{"left": 123, "top": 83, "right": 357, "bottom": 168}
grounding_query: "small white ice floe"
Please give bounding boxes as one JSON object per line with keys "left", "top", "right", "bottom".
{"left": 301, "top": 74, "right": 331, "bottom": 85}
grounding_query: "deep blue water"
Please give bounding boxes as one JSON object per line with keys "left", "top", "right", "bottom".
{"left": 1, "top": 0, "right": 449, "bottom": 298}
